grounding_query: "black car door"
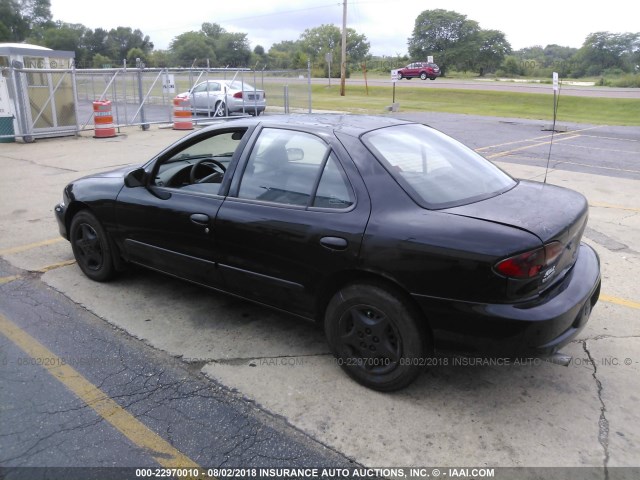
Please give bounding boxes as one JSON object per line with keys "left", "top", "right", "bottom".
{"left": 215, "top": 126, "right": 371, "bottom": 318}
{"left": 114, "top": 127, "right": 249, "bottom": 288}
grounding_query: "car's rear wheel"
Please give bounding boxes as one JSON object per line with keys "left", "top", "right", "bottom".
{"left": 324, "top": 283, "right": 427, "bottom": 391}
{"left": 70, "top": 210, "right": 115, "bottom": 282}
{"left": 420, "top": 72, "right": 427, "bottom": 80}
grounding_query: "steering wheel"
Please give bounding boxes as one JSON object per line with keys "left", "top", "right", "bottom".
{"left": 189, "top": 158, "right": 227, "bottom": 184}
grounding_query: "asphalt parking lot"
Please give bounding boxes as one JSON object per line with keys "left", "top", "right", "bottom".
{"left": 1, "top": 113, "right": 639, "bottom": 475}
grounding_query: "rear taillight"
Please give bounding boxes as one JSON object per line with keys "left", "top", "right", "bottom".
{"left": 233, "top": 91, "right": 243, "bottom": 99}
{"left": 494, "top": 241, "right": 564, "bottom": 279}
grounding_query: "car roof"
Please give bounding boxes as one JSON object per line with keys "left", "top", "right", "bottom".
{"left": 201, "top": 114, "right": 413, "bottom": 138}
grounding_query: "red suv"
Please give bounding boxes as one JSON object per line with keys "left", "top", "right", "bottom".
{"left": 397, "top": 62, "right": 441, "bottom": 80}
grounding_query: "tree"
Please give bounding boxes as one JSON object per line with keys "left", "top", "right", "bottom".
{"left": 126, "top": 47, "right": 147, "bottom": 66}
{"left": 42, "top": 22, "right": 87, "bottom": 53}
{"left": 170, "top": 31, "right": 216, "bottom": 67}
{"left": 251, "top": 45, "right": 267, "bottom": 68}
{"left": 573, "top": 31, "right": 640, "bottom": 76}
{"left": 268, "top": 40, "right": 305, "bottom": 69}
{"left": 299, "top": 24, "right": 370, "bottom": 77}
{"left": 148, "top": 49, "right": 172, "bottom": 68}
{"left": 475, "top": 29, "right": 511, "bottom": 75}
{"left": 0, "top": 0, "right": 30, "bottom": 41}
{"left": 92, "top": 53, "right": 111, "bottom": 68}
{"left": 498, "top": 56, "right": 524, "bottom": 76}
{"left": 168, "top": 23, "right": 251, "bottom": 67}
{"left": 105, "top": 27, "right": 153, "bottom": 63}
{"left": 20, "top": 0, "right": 52, "bottom": 29}
{"left": 213, "top": 31, "right": 251, "bottom": 66}
{"left": 408, "top": 9, "right": 480, "bottom": 76}
{"left": 84, "top": 28, "right": 109, "bottom": 58}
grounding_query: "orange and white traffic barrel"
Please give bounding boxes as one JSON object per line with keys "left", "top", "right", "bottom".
{"left": 93, "top": 100, "right": 116, "bottom": 138}
{"left": 172, "top": 95, "right": 193, "bottom": 130}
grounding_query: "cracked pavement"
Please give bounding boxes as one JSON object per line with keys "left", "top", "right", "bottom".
{"left": 0, "top": 115, "right": 638, "bottom": 478}
{"left": 0, "top": 262, "right": 357, "bottom": 474}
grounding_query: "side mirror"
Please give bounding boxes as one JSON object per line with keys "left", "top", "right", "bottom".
{"left": 124, "top": 167, "right": 146, "bottom": 187}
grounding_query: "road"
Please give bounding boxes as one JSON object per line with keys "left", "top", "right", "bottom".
{"left": 343, "top": 77, "right": 640, "bottom": 98}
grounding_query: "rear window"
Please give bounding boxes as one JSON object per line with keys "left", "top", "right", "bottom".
{"left": 227, "top": 81, "right": 258, "bottom": 91}
{"left": 362, "top": 124, "right": 516, "bottom": 209}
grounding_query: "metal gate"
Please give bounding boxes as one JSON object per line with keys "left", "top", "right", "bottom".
{"left": 2, "top": 62, "right": 79, "bottom": 142}
{"left": 1, "top": 64, "right": 314, "bottom": 142}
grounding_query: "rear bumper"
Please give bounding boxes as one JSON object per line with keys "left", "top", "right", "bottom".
{"left": 228, "top": 103, "right": 265, "bottom": 114}
{"left": 413, "top": 243, "right": 601, "bottom": 357}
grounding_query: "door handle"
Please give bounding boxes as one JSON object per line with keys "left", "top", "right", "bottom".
{"left": 320, "top": 236, "right": 348, "bottom": 251}
{"left": 190, "top": 213, "right": 210, "bottom": 226}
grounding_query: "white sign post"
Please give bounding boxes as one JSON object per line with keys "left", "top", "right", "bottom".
{"left": 162, "top": 74, "right": 176, "bottom": 94}
{"left": 390, "top": 69, "right": 400, "bottom": 104}
{"left": 553, "top": 71, "right": 559, "bottom": 92}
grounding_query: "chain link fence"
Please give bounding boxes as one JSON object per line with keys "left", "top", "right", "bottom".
{"left": 1, "top": 66, "right": 313, "bottom": 142}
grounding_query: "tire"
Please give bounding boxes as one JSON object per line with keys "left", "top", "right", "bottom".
{"left": 214, "top": 101, "right": 226, "bottom": 117}
{"left": 429, "top": 77, "right": 436, "bottom": 81}
{"left": 397, "top": 72, "right": 403, "bottom": 80}
{"left": 324, "top": 283, "right": 427, "bottom": 391}
{"left": 69, "top": 210, "right": 116, "bottom": 282}
{"left": 420, "top": 72, "right": 427, "bottom": 80}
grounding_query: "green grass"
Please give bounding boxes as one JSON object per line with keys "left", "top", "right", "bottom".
{"left": 306, "top": 85, "right": 640, "bottom": 126}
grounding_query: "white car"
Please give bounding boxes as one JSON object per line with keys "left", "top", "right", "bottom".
{"left": 181, "top": 80, "right": 266, "bottom": 117}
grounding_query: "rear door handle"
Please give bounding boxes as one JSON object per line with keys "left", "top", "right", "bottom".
{"left": 190, "top": 213, "right": 210, "bottom": 226}
{"left": 320, "top": 236, "right": 348, "bottom": 251}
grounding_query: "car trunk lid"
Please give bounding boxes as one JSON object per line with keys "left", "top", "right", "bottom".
{"left": 442, "top": 180, "right": 589, "bottom": 296}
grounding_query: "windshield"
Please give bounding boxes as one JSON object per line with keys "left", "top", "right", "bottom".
{"left": 362, "top": 124, "right": 516, "bottom": 209}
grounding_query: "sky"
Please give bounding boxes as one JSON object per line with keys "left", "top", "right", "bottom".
{"left": 49, "top": 0, "right": 640, "bottom": 56}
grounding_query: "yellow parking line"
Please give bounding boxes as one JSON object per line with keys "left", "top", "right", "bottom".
{"left": 0, "top": 238, "right": 64, "bottom": 256}
{"left": 600, "top": 295, "right": 640, "bottom": 310}
{"left": 0, "top": 313, "right": 202, "bottom": 471}
{"left": 485, "top": 135, "right": 581, "bottom": 159}
{"left": 590, "top": 202, "right": 640, "bottom": 213}
{"left": 36, "top": 259, "right": 76, "bottom": 273}
{"left": 0, "top": 275, "right": 21, "bottom": 285}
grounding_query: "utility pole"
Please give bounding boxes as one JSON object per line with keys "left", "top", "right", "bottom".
{"left": 340, "top": 0, "right": 347, "bottom": 96}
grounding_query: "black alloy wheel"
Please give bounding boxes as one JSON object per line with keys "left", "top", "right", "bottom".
{"left": 69, "top": 210, "right": 115, "bottom": 282}
{"left": 325, "top": 283, "right": 427, "bottom": 391}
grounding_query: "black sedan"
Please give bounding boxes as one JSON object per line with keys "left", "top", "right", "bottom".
{"left": 54, "top": 115, "right": 601, "bottom": 391}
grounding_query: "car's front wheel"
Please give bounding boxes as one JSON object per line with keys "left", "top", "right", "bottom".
{"left": 397, "top": 72, "right": 403, "bottom": 79}
{"left": 324, "top": 283, "right": 427, "bottom": 391}
{"left": 69, "top": 210, "right": 115, "bottom": 282}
